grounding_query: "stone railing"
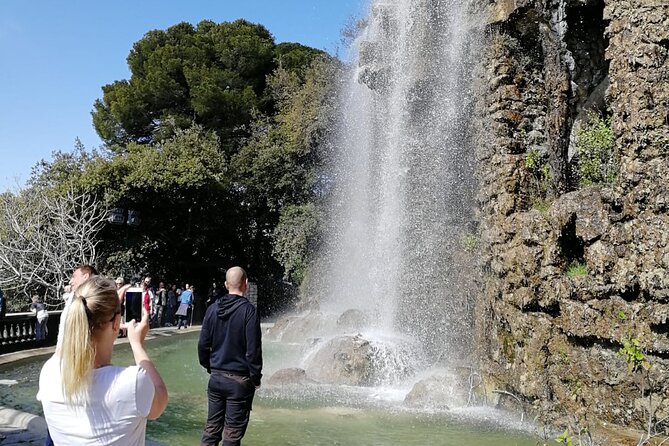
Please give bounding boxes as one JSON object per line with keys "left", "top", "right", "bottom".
{"left": 0, "top": 311, "right": 61, "bottom": 355}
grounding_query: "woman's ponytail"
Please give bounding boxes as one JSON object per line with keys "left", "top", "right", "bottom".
{"left": 60, "top": 294, "right": 94, "bottom": 405}
{"left": 59, "top": 276, "right": 118, "bottom": 406}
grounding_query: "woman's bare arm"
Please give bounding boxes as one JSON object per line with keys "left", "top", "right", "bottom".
{"left": 122, "top": 310, "right": 168, "bottom": 420}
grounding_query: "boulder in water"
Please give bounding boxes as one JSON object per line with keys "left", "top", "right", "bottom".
{"left": 305, "top": 335, "right": 374, "bottom": 386}
{"left": 265, "top": 311, "right": 334, "bottom": 343}
{"left": 266, "top": 368, "right": 315, "bottom": 386}
{"left": 404, "top": 370, "right": 472, "bottom": 409}
{"left": 336, "top": 309, "right": 368, "bottom": 331}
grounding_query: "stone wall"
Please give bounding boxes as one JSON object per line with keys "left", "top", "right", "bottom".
{"left": 476, "top": 0, "right": 669, "bottom": 439}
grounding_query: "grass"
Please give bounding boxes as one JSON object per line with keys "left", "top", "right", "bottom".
{"left": 566, "top": 261, "right": 588, "bottom": 278}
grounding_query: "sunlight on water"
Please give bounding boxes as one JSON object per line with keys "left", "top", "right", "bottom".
{"left": 0, "top": 332, "right": 541, "bottom": 445}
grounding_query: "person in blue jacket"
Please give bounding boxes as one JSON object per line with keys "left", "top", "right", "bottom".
{"left": 197, "top": 267, "right": 262, "bottom": 446}
{"left": 175, "top": 284, "right": 193, "bottom": 329}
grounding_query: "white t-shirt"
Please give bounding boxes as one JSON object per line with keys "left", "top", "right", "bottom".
{"left": 37, "top": 355, "right": 155, "bottom": 446}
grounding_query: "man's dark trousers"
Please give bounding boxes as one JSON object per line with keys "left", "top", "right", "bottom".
{"left": 201, "top": 370, "right": 255, "bottom": 446}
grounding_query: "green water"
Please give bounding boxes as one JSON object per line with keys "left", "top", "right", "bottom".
{"left": 0, "top": 332, "right": 541, "bottom": 445}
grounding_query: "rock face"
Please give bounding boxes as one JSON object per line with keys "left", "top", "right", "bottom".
{"left": 475, "top": 0, "right": 669, "bottom": 437}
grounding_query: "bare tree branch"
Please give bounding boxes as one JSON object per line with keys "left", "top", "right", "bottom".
{"left": 0, "top": 186, "right": 107, "bottom": 308}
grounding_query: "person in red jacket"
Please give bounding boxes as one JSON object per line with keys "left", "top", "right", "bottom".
{"left": 141, "top": 277, "right": 154, "bottom": 316}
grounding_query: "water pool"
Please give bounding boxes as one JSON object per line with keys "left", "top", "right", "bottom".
{"left": 0, "top": 331, "right": 542, "bottom": 445}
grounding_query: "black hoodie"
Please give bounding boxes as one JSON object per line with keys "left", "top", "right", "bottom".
{"left": 197, "top": 293, "right": 263, "bottom": 386}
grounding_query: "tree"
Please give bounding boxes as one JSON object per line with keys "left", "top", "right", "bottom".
{"left": 231, "top": 56, "right": 342, "bottom": 286}
{"left": 28, "top": 20, "right": 334, "bottom": 315}
{"left": 92, "top": 20, "right": 326, "bottom": 155}
{"left": 93, "top": 20, "right": 269, "bottom": 150}
{"left": 0, "top": 187, "right": 107, "bottom": 307}
{"left": 29, "top": 125, "right": 234, "bottom": 285}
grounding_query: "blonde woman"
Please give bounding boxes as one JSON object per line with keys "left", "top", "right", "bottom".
{"left": 37, "top": 276, "right": 168, "bottom": 445}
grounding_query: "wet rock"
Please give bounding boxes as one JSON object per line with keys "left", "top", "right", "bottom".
{"left": 475, "top": 0, "right": 669, "bottom": 435}
{"left": 548, "top": 190, "right": 610, "bottom": 244}
{"left": 305, "top": 335, "right": 374, "bottom": 386}
{"left": 336, "top": 309, "right": 368, "bottom": 331}
{"left": 265, "top": 312, "right": 334, "bottom": 343}
{"left": 404, "top": 370, "right": 474, "bottom": 409}
{"left": 266, "top": 368, "right": 315, "bottom": 386}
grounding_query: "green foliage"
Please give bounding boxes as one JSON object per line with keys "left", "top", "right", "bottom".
{"left": 532, "top": 198, "right": 551, "bottom": 214}
{"left": 552, "top": 425, "right": 593, "bottom": 446}
{"left": 525, "top": 149, "right": 540, "bottom": 171}
{"left": 29, "top": 20, "right": 333, "bottom": 313}
{"left": 524, "top": 149, "right": 553, "bottom": 211}
{"left": 93, "top": 20, "right": 274, "bottom": 148}
{"left": 555, "top": 430, "right": 575, "bottom": 446}
{"left": 618, "top": 337, "right": 650, "bottom": 373}
{"left": 231, "top": 56, "right": 340, "bottom": 284}
{"left": 462, "top": 233, "right": 479, "bottom": 253}
{"left": 617, "top": 309, "right": 627, "bottom": 321}
{"left": 92, "top": 19, "right": 326, "bottom": 152}
{"left": 28, "top": 125, "right": 233, "bottom": 285}
{"left": 272, "top": 203, "right": 323, "bottom": 284}
{"left": 274, "top": 42, "right": 326, "bottom": 78}
{"left": 565, "top": 261, "right": 587, "bottom": 278}
{"left": 575, "top": 113, "right": 617, "bottom": 187}
{"left": 28, "top": 139, "right": 100, "bottom": 191}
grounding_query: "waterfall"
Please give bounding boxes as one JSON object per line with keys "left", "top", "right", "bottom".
{"left": 317, "top": 0, "right": 483, "bottom": 362}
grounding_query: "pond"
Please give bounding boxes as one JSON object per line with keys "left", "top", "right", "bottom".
{"left": 0, "top": 331, "right": 544, "bottom": 445}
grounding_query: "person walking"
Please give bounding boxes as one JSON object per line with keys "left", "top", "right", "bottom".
{"left": 175, "top": 284, "right": 193, "bottom": 330}
{"left": 37, "top": 276, "right": 168, "bottom": 445}
{"left": 198, "top": 267, "right": 262, "bottom": 446}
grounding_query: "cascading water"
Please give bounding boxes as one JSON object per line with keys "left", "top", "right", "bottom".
{"left": 317, "top": 0, "right": 483, "bottom": 366}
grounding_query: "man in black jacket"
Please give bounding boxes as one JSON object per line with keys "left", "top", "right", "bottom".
{"left": 198, "top": 266, "right": 262, "bottom": 446}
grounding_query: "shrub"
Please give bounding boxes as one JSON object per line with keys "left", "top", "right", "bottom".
{"left": 462, "top": 233, "right": 479, "bottom": 253}
{"left": 575, "top": 113, "right": 616, "bottom": 187}
{"left": 524, "top": 149, "right": 552, "bottom": 211}
{"left": 566, "top": 261, "right": 587, "bottom": 278}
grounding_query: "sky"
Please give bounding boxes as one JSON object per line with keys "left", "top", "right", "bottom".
{"left": 0, "top": 0, "right": 366, "bottom": 192}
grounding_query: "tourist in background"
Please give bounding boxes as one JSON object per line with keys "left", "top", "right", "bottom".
{"left": 115, "top": 277, "right": 132, "bottom": 321}
{"left": 29, "top": 296, "right": 48, "bottom": 343}
{"left": 206, "top": 283, "right": 221, "bottom": 309}
{"left": 56, "top": 264, "right": 98, "bottom": 350}
{"left": 37, "top": 276, "right": 168, "bottom": 445}
{"left": 0, "top": 289, "right": 5, "bottom": 319}
{"left": 152, "top": 282, "right": 166, "bottom": 327}
{"left": 175, "top": 284, "right": 193, "bottom": 329}
{"left": 198, "top": 267, "right": 262, "bottom": 446}
{"left": 142, "top": 277, "right": 154, "bottom": 317}
{"left": 165, "top": 284, "right": 177, "bottom": 326}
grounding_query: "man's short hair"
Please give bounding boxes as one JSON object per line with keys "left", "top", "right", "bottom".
{"left": 225, "top": 267, "right": 247, "bottom": 289}
{"left": 76, "top": 264, "right": 98, "bottom": 277}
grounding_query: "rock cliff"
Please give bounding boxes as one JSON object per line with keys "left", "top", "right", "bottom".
{"left": 475, "top": 0, "right": 669, "bottom": 439}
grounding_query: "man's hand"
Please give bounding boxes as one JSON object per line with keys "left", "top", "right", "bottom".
{"left": 122, "top": 308, "right": 150, "bottom": 347}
